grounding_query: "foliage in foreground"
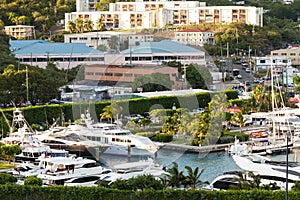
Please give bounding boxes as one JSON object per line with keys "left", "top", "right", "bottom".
{"left": 0, "top": 185, "right": 300, "bottom": 200}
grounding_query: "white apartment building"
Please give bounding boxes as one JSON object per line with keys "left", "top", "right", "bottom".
{"left": 64, "top": 31, "right": 154, "bottom": 49}
{"left": 254, "top": 56, "right": 292, "bottom": 71}
{"left": 271, "top": 46, "right": 300, "bottom": 67}
{"left": 174, "top": 29, "right": 215, "bottom": 46}
{"left": 66, "top": 0, "right": 263, "bottom": 30}
{"left": 4, "top": 25, "right": 35, "bottom": 39}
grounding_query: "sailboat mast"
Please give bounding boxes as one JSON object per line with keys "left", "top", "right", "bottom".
{"left": 26, "top": 66, "right": 29, "bottom": 105}
{"left": 271, "top": 57, "right": 276, "bottom": 141}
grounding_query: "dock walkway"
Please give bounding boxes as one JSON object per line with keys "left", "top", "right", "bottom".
{"left": 162, "top": 143, "right": 234, "bottom": 153}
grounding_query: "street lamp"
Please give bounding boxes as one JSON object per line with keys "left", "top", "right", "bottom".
{"left": 182, "top": 64, "right": 188, "bottom": 89}
{"left": 172, "top": 103, "right": 176, "bottom": 111}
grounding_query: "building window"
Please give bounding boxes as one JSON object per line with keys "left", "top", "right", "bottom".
{"left": 85, "top": 72, "right": 94, "bottom": 75}
{"left": 260, "top": 60, "right": 266, "bottom": 63}
{"left": 114, "top": 73, "right": 123, "bottom": 76}
{"left": 104, "top": 73, "right": 113, "bottom": 76}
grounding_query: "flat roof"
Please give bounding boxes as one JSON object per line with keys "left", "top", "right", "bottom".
{"left": 133, "top": 89, "right": 211, "bottom": 98}
{"left": 121, "top": 40, "right": 204, "bottom": 54}
{"left": 10, "top": 40, "right": 103, "bottom": 56}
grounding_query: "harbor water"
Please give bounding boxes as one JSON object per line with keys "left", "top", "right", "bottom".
{"left": 99, "top": 147, "right": 242, "bottom": 183}
{"left": 99, "top": 147, "right": 300, "bottom": 183}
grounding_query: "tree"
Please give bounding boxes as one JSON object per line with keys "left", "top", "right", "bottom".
{"left": 97, "top": 44, "right": 107, "bottom": 51}
{"left": 75, "top": 18, "right": 84, "bottom": 33}
{"left": 94, "top": 0, "right": 111, "bottom": 11}
{"left": 184, "top": 64, "right": 213, "bottom": 89}
{"left": 230, "top": 112, "right": 245, "bottom": 132}
{"left": 132, "top": 73, "right": 173, "bottom": 92}
{"left": 166, "top": 162, "right": 185, "bottom": 188}
{"left": 107, "top": 35, "right": 119, "bottom": 51}
{"left": 0, "top": 173, "right": 17, "bottom": 185}
{"left": 100, "top": 105, "right": 113, "bottom": 123}
{"left": 183, "top": 166, "right": 208, "bottom": 190}
{"left": 67, "top": 20, "right": 76, "bottom": 33}
{"left": 24, "top": 176, "right": 43, "bottom": 186}
{"left": 111, "top": 102, "right": 123, "bottom": 124}
{"left": 202, "top": 92, "right": 227, "bottom": 146}
{"left": 1, "top": 145, "right": 22, "bottom": 164}
{"left": 96, "top": 17, "right": 106, "bottom": 31}
{"left": 83, "top": 19, "right": 94, "bottom": 32}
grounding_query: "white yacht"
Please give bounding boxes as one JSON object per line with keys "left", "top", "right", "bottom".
{"left": 204, "top": 171, "right": 293, "bottom": 191}
{"left": 232, "top": 154, "right": 299, "bottom": 190}
{"left": 0, "top": 108, "right": 36, "bottom": 146}
{"left": 98, "top": 158, "right": 168, "bottom": 185}
{"left": 15, "top": 145, "right": 69, "bottom": 163}
{"left": 37, "top": 157, "right": 111, "bottom": 186}
{"left": 65, "top": 111, "right": 161, "bottom": 157}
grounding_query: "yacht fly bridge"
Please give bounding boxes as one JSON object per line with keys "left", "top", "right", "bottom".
{"left": 1, "top": 108, "right": 37, "bottom": 146}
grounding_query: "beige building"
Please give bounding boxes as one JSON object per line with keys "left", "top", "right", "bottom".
{"left": 64, "top": 31, "right": 154, "bottom": 49}
{"left": 174, "top": 29, "right": 215, "bottom": 46}
{"left": 84, "top": 64, "right": 183, "bottom": 90}
{"left": 67, "top": 0, "right": 263, "bottom": 30}
{"left": 271, "top": 46, "right": 300, "bottom": 67}
{"left": 4, "top": 25, "right": 35, "bottom": 39}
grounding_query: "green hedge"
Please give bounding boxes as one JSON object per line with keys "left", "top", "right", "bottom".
{"left": 0, "top": 185, "right": 299, "bottom": 200}
{"left": 0, "top": 89, "right": 237, "bottom": 136}
{"left": 151, "top": 133, "right": 173, "bottom": 142}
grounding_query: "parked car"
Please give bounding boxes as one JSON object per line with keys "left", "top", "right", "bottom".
{"left": 245, "top": 68, "right": 250, "bottom": 73}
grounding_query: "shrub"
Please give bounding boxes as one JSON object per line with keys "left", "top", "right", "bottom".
{"left": 0, "top": 173, "right": 17, "bottom": 184}
{"left": 24, "top": 176, "right": 43, "bottom": 186}
{"left": 151, "top": 133, "right": 173, "bottom": 142}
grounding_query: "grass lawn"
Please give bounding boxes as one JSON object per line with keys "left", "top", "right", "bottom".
{"left": 0, "top": 162, "right": 14, "bottom": 169}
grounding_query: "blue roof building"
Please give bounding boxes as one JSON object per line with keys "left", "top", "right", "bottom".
{"left": 119, "top": 40, "right": 206, "bottom": 65}
{"left": 10, "top": 40, "right": 104, "bottom": 69}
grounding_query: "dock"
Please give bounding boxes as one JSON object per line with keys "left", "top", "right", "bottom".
{"left": 161, "top": 143, "right": 233, "bottom": 153}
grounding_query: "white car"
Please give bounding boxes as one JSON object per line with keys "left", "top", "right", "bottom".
{"left": 245, "top": 68, "right": 250, "bottom": 73}
{"left": 237, "top": 74, "right": 242, "bottom": 79}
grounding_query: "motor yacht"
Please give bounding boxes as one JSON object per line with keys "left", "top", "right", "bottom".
{"left": 37, "top": 157, "right": 111, "bottom": 186}
{"left": 98, "top": 158, "right": 168, "bottom": 185}
{"left": 203, "top": 171, "right": 291, "bottom": 191}
{"left": 232, "top": 154, "right": 299, "bottom": 190}
{"left": 62, "top": 111, "right": 161, "bottom": 157}
{"left": 14, "top": 145, "right": 69, "bottom": 163}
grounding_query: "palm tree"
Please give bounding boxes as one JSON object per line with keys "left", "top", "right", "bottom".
{"left": 99, "top": 105, "right": 113, "bottom": 123}
{"left": 96, "top": 17, "right": 105, "bottom": 31}
{"left": 166, "top": 162, "right": 185, "bottom": 188}
{"left": 230, "top": 112, "right": 245, "bottom": 132}
{"left": 183, "top": 166, "right": 208, "bottom": 190}
{"left": 111, "top": 102, "right": 122, "bottom": 125}
{"left": 83, "top": 19, "right": 94, "bottom": 32}
{"left": 108, "top": 35, "right": 119, "bottom": 51}
{"left": 67, "top": 20, "right": 76, "bottom": 33}
{"left": 75, "top": 18, "right": 84, "bottom": 33}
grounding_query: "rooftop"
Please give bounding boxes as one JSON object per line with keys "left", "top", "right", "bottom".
{"left": 177, "top": 29, "right": 211, "bottom": 33}
{"left": 10, "top": 40, "right": 103, "bottom": 56}
{"left": 121, "top": 40, "right": 204, "bottom": 54}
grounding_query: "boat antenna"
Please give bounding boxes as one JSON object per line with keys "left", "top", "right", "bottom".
{"left": 0, "top": 108, "right": 12, "bottom": 134}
